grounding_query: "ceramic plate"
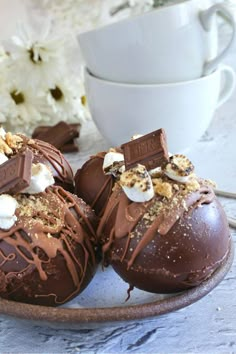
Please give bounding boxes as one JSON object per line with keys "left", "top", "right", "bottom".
{"left": 0, "top": 238, "right": 233, "bottom": 326}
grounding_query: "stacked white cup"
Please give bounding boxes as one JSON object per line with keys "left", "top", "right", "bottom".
{"left": 79, "top": 0, "right": 236, "bottom": 152}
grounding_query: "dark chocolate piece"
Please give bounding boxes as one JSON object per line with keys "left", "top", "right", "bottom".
{"left": 32, "top": 121, "right": 79, "bottom": 149}
{"left": 0, "top": 150, "right": 33, "bottom": 194}
{"left": 61, "top": 143, "right": 79, "bottom": 153}
{"left": 121, "top": 129, "right": 169, "bottom": 170}
{"left": 32, "top": 123, "right": 81, "bottom": 140}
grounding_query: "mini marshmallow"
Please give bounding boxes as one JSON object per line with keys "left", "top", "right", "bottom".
{"left": 163, "top": 155, "right": 194, "bottom": 184}
{"left": 0, "top": 215, "right": 17, "bottom": 230}
{"left": 0, "top": 194, "right": 18, "bottom": 217}
{"left": 149, "top": 166, "right": 162, "bottom": 177}
{"left": 0, "top": 194, "right": 18, "bottom": 230}
{"left": 120, "top": 164, "right": 154, "bottom": 202}
{"left": 23, "top": 163, "right": 55, "bottom": 194}
{"left": 103, "top": 151, "right": 125, "bottom": 176}
{"left": 0, "top": 152, "right": 8, "bottom": 165}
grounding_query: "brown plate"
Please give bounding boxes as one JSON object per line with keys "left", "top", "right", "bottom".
{"left": 0, "top": 237, "right": 233, "bottom": 326}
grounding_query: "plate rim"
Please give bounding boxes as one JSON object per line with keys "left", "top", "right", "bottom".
{"left": 0, "top": 237, "right": 233, "bottom": 324}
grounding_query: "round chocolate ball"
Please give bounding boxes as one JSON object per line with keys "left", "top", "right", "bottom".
{"left": 20, "top": 136, "right": 74, "bottom": 192}
{"left": 0, "top": 186, "right": 98, "bottom": 306}
{"left": 98, "top": 184, "right": 231, "bottom": 293}
{"left": 75, "top": 152, "right": 114, "bottom": 217}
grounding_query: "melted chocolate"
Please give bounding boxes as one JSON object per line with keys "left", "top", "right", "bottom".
{"left": 75, "top": 152, "right": 114, "bottom": 217}
{"left": 98, "top": 183, "right": 230, "bottom": 293}
{"left": 0, "top": 186, "right": 98, "bottom": 306}
{"left": 19, "top": 136, "right": 74, "bottom": 192}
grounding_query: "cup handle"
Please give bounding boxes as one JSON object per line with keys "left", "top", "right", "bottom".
{"left": 199, "top": 4, "right": 236, "bottom": 76}
{"left": 216, "top": 65, "right": 236, "bottom": 109}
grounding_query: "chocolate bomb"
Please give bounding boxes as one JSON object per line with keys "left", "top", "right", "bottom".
{"left": 0, "top": 186, "right": 98, "bottom": 306}
{"left": 19, "top": 136, "right": 74, "bottom": 192}
{"left": 98, "top": 181, "right": 230, "bottom": 293}
{"left": 75, "top": 152, "right": 114, "bottom": 217}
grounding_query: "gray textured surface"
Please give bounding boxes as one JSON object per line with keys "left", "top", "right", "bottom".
{"left": 0, "top": 25, "right": 236, "bottom": 354}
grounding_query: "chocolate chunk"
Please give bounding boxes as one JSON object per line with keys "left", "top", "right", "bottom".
{"left": 32, "top": 123, "right": 81, "bottom": 140}
{"left": 60, "top": 142, "right": 79, "bottom": 153}
{"left": 121, "top": 129, "right": 169, "bottom": 170}
{"left": 32, "top": 122, "right": 80, "bottom": 149}
{"left": 0, "top": 150, "right": 33, "bottom": 194}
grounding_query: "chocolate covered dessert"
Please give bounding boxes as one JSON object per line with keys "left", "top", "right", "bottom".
{"left": 75, "top": 152, "right": 115, "bottom": 217}
{"left": 0, "top": 129, "right": 98, "bottom": 306}
{"left": 19, "top": 135, "right": 74, "bottom": 192}
{"left": 97, "top": 129, "right": 231, "bottom": 293}
{"left": 0, "top": 128, "right": 74, "bottom": 192}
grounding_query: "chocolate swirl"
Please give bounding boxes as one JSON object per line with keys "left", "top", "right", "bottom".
{"left": 98, "top": 183, "right": 230, "bottom": 293}
{"left": 0, "top": 186, "right": 98, "bottom": 306}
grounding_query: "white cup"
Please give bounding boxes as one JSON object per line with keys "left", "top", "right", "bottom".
{"left": 84, "top": 65, "right": 236, "bottom": 152}
{"left": 79, "top": 0, "right": 235, "bottom": 84}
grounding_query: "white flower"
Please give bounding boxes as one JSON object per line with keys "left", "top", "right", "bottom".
{"left": 10, "top": 20, "right": 67, "bottom": 90}
{"left": 0, "top": 81, "right": 47, "bottom": 133}
{"left": 43, "top": 78, "right": 88, "bottom": 124}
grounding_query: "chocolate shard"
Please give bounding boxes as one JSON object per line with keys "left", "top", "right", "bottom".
{"left": 121, "top": 129, "right": 169, "bottom": 170}
{"left": 0, "top": 150, "right": 33, "bottom": 194}
{"left": 32, "top": 123, "right": 81, "bottom": 140}
{"left": 32, "top": 121, "right": 80, "bottom": 149}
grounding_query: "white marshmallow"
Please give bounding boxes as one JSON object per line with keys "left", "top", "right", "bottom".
{"left": 0, "top": 215, "right": 17, "bottom": 230}
{"left": 0, "top": 194, "right": 18, "bottom": 230}
{"left": 149, "top": 166, "right": 162, "bottom": 176}
{"left": 0, "top": 194, "right": 18, "bottom": 217}
{"left": 0, "top": 152, "right": 8, "bottom": 165}
{"left": 23, "top": 163, "right": 55, "bottom": 194}
{"left": 165, "top": 167, "right": 191, "bottom": 184}
{"left": 120, "top": 164, "right": 154, "bottom": 202}
{"left": 103, "top": 151, "right": 125, "bottom": 176}
{"left": 163, "top": 154, "right": 194, "bottom": 184}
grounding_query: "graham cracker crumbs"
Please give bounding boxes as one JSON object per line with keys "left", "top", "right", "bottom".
{"left": 120, "top": 164, "right": 151, "bottom": 192}
{"left": 0, "top": 137, "right": 13, "bottom": 155}
{"left": 185, "top": 178, "right": 200, "bottom": 193}
{"left": 173, "top": 184, "right": 180, "bottom": 191}
{"left": 164, "top": 154, "right": 194, "bottom": 177}
{"left": 5, "top": 132, "right": 23, "bottom": 150}
{"left": 152, "top": 178, "right": 173, "bottom": 199}
{"left": 16, "top": 193, "right": 63, "bottom": 230}
{"left": 27, "top": 139, "right": 35, "bottom": 145}
{"left": 204, "top": 179, "right": 217, "bottom": 188}
{"left": 143, "top": 200, "right": 163, "bottom": 221}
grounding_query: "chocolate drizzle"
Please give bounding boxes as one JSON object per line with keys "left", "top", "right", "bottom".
{"left": 99, "top": 184, "right": 214, "bottom": 267}
{"left": 19, "top": 136, "right": 74, "bottom": 192}
{"left": 0, "top": 186, "right": 98, "bottom": 306}
{"left": 98, "top": 181, "right": 230, "bottom": 293}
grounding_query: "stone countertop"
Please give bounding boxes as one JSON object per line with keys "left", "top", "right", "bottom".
{"left": 0, "top": 31, "right": 236, "bottom": 354}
